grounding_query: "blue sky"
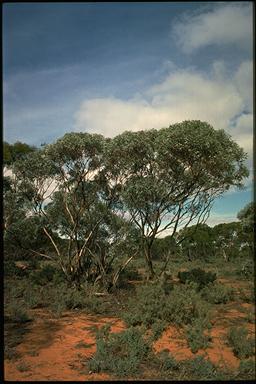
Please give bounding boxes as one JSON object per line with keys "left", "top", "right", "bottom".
{"left": 3, "top": 2, "right": 253, "bottom": 226}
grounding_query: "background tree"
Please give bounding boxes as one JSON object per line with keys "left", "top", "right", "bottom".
{"left": 210, "top": 222, "right": 243, "bottom": 261}
{"left": 177, "top": 224, "right": 214, "bottom": 261}
{"left": 9, "top": 133, "right": 134, "bottom": 289}
{"left": 3, "top": 141, "right": 36, "bottom": 166}
{"left": 105, "top": 120, "right": 248, "bottom": 278}
{"left": 237, "top": 202, "right": 255, "bottom": 257}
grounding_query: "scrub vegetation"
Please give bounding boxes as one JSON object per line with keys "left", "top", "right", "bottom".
{"left": 4, "top": 121, "right": 255, "bottom": 381}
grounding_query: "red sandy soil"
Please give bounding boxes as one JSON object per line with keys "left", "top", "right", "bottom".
{"left": 153, "top": 301, "right": 255, "bottom": 370}
{"left": 5, "top": 302, "right": 255, "bottom": 381}
{"left": 4, "top": 309, "right": 125, "bottom": 381}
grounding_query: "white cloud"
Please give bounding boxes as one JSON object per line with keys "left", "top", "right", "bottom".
{"left": 172, "top": 3, "right": 252, "bottom": 54}
{"left": 234, "top": 60, "right": 253, "bottom": 112}
{"left": 157, "top": 213, "right": 239, "bottom": 237}
{"left": 205, "top": 213, "right": 239, "bottom": 228}
{"left": 74, "top": 60, "right": 252, "bottom": 162}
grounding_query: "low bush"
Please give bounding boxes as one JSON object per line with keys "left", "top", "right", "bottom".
{"left": 6, "top": 302, "right": 31, "bottom": 323}
{"left": 235, "top": 259, "right": 254, "bottom": 279}
{"left": 23, "top": 288, "right": 42, "bottom": 309}
{"left": 29, "top": 265, "right": 65, "bottom": 285}
{"left": 177, "top": 268, "right": 216, "bottom": 290}
{"left": 180, "top": 355, "right": 219, "bottom": 380}
{"left": 227, "top": 327, "right": 255, "bottom": 359}
{"left": 155, "top": 349, "right": 179, "bottom": 372}
{"left": 150, "top": 320, "right": 167, "bottom": 341}
{"left": 122, "top": 282, "right": 211, "bottom": 328}
{"left": 201, "top": 282, "right": 234, "bottom": 304}
{"left": 46, "top": 282, "right": 109, "bottom": 316}
{"left": 237, "top": 359, "right": 256, "bottom": 380}
{"left": 16, "top": 362, "right": 30, "bottom": 372}
{"left": 4, "top": 260, "right": 29, "bottom": 278}
{"left": 237, "top": 283, "right": 255, "bottom": 303}
{"left": 88, "top": 326, "right": 151, "bottom": 376}
{"left": 186, "top": 320, "right": 211, "bottom": 353}
{"left": 119, "top": 266, "right": 141, "bottom": 281}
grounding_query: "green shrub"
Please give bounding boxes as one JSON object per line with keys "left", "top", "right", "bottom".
{"left": 47, "top": 283, "right": 108, "bottom": 316}
{"left": 237, "top": 283, "right": 255, "bottom": 303}
{"left": 151, "top": 320, "right": 167, "bottom": 341}
{"left": 227, "top": 327, "right": 255, "bottom": 358}
{"left": 88, "top": 326, "right": 151, "bottom": 376}
{"left": 16, "top": 362, "right": 30, "bottom": 372}
{"left": 186, "top": 320, "right": 211, "bottom": 353}
{"left": 235, "top": 259, "right": 254, "bottom": 279}
{"left": 23, "top": 288, "right": 42, "bottom": 309}
{"left": 4, "top": 260, "right": 29, "bottom": 278}
{"left": 155, "top": 349, "right": 179, "bottom": 372}
{"left": 6, "top": 303, "right": 31, "bottom": 323}
{"left": 178, "top": 268, "right": 216, "bottom": 289}
{"left": 4, "top": 346, "right": 20, "bottom": 361}
{"left": 29, "top": 265, "right": 63, "bottom": 285}
{"left": 75, "top": 340, "right": 94, "bottom": 349}
{"left": 201, "top": 282, "right": 234, "bottom": 304}
{"left": 181, "top": 355, "right": 218, "bottom": 380}
{"left": 122, "top": 282, "right": 211, "bottom": 328}
{"left": 238, "top": 359, "right": 256, "bottom": 379}
{"left": 119, "top": 266, "right": 141, "bottom": 281}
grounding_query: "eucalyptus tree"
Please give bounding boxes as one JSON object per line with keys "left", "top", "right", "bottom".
{"left": 105, "top": 120, "right": 249, "bottom": 277}
{"left": 9, "top": 133, "right": 132, "bottom": 287}
{"left": 211, "top": 222, "right": 243, "bottom": 261}
{"left": 237, "top": 202, "right": 255, "bottom": 256}
{"left": 3, "top": 141, "right": 36, "bottom": 166}
{"left": 177, "top": 223, "right": 214, "bottom": 261}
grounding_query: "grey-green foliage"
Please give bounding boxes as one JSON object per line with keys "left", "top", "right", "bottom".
{"left": 122, "top": 281, "right": 211, "bottom": 328}
{"left": 201, "top": 282, "right": 234, "bottom": 304}
{"left": 5, "top": 122, "right": 249, "bottom": 283}
{"left": 155, "top": 349, "right": 179, "bottom": 371}
{"left": 186, "top": 319, "right": 211, "bottom": 353}
{"left": 237, "top": 202, "right": 255, "bottom": 231}
{"left": 238, "top": 359, "right": 256, "bottom": 380}
{"left": 105, "top": 121, "right": 248, "bottom": 276}
{"left": 180, "top": 355, "right": 219, "bottom": 380}
{"left": 227, "top": 326, "right": 255, "bottom": 358}
{"left": 8, "top": 133, "right": 130, "bottom": 285}
{"left": 177, "top": 268, "right": 216, "bottom": 289}
{"left": 88, "top": 326, "right": 151, "bottom": 376}
{"left": 3, "top": 141, "right": 36, "bottom": 165}
{"left": 6, "top": 302, "right": 31, "bottom": 323}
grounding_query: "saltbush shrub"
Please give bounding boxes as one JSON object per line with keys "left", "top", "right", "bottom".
{"left": 29, "top": 265, "right": 64, "bottom": 285}
{"left": 237, "top": 283, "right": 255, "bottom": 303}
{"left": 201, "top": 282, "right": 234, "bottom": 304}
{"left": 46, "top": 283, "right": 108, "bottom": 316}
{"left": 6, "top": 302, "right": 31, "bottom": 323}
{"left": 155, "top": 349, "right": 179, "bottom": 371}
{"left": 186, "top": 320, "right": 211, "bottom": 353}
{"left": 4, "top": 260, "right": 29, "bottom": 278}
{"left": 88, "top": 326, "right": 151, "bottom": 376}
{"left": 236, "top": 259, "right": 254, "bottom": 279}
{"left": 151, "top": 320, "right": 167, "bottom": 341}
{"left": 238, "top": 359, "right": 256, "bottom": 379}
{"left": 227, "top": 327, "right": 255, "bottom": 358}
{"left": 122, "top": 282, "right": 211, "bottom": 328}
{"left": 178, "top": 268, "right": 216, "bottom": 289}
{"left": 181, "top": 356, "right": 218, "bottom": 380}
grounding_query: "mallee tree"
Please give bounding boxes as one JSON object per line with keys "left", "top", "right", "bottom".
{"left": 4, "top": 120, "right": 249, "bottom": 283}
{"left": 105, "top": 120, "right": 248, "bottom": 277}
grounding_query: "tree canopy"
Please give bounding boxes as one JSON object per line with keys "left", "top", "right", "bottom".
{"left": 4, "top": 120, "right": 249, "bottom": 281}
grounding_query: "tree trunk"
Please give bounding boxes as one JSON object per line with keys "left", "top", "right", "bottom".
{"left": 144, "top": 242, "right": 155, "bottom": 279}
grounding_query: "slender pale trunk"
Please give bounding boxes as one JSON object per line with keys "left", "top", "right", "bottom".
{"left": 144, "top": 241, "right": 155, "bottom": 279}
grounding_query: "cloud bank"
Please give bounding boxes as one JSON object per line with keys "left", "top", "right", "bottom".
{"left": 172, "top": 3, "right": 252, "bottom": 54}
{"left": 74, "top": 60, "right": 253, "bottom": 158}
